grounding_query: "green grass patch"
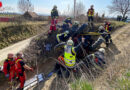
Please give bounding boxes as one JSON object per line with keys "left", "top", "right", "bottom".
{"left": 125, "top": 72, "right": 130, "bottom": 77}
{"left": 115, "top": 71, "right": 130, "bottom": 90}
{"left": 71, "top": 80, "right": 93, "bottom": 90}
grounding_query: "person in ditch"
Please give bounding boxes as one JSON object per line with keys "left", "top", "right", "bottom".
{"left": 3, "top": 53, "right": 15, "bottom": 87}
{"left": 54, "top": 37, "right": 85, "bottom": 77}
{"left": 15, "top": 52, "right": 33, "bottom": 90}
{"left": 56, "top": 31, "right": 70, "bottom": 43}
{"left": 104, "top": 20, "right": 113, "bottom": 43}
{"left": 85, "top": 48, "right": 106, "bottom": 68}
{"left": 60, "top": 17, "right": 73, "bottom": 32}
{"left": 98, "top": 26, "right": 112, "bottom": 47}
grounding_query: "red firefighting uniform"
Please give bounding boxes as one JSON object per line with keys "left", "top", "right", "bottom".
{"left": 15, "top": 58, "right": 25, "bottom": 89}
{"left": 3, "top": 58, "right": 15, "bottom": 81}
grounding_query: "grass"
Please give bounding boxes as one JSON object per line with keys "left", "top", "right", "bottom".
{"left": 0, "top": 21, "right": 47, "bottom": 49}
{"left": 0, "top": 14, "right": 20, "bottom": 18}
{"left": 0, "top": 21, "right": 47, "bottom": 28}
{"left": 110, "top": 21, "right": 127, "bottom": 29}
{"left": 71, "top": 80, "right": 93, "bottom": 90}
{"left": 115, "top": 71, "right": 130, "bottom": 90}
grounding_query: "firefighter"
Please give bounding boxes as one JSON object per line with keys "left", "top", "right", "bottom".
{"left": 49, "top": 5, "right": 59, "bottom": 34}
{"left": 104, "top": 21, "right": 112, "bottom": 43}
{"left": 71, "top": 21, "right": 80, "bottom": 32}
{"left": 15, "top": 53, "right": 33, "bottom": 90}
{"left": 51, "top": 5, "right": 59, "bottom": 19}
{"left": 98, "top": 26, "right": 111, "bottom": 47}
{"left": 86, "top": 48, "right": 106, "bottom": 67}
{"left": 87, "top": 5, "right": 94, "bottom": 23}
{"left": 56, "top": 31, "right": 70, "bottom": 43}
{"left": 64, "top": 17, "right": 72, "bottom": 25}
{"left": 62, "top": 17, "right": 72, "bottom": 31}
{"left": 3, "top": 53, "right": 15, "bottom": 82}
{"left": 49, "top": 18, "right": 57, "bottom": 32}
{"left": 54, "top": 37, "right": 85, "bottom": 77}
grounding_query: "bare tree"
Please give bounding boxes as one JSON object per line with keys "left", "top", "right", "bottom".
{"left": 76, "top": 2, "right": 85, "bottom": 17}
{"left": 108, "top": 0, "right": 130, "bottom": 19}
{"left": 69, "top": 1, "right": 85, "bottom": 17}
{"left": 18, "top": 0, "right": 34, "bottom": 13}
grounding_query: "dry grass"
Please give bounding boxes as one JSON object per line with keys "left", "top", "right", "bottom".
{"left": 0, "top": 21, "right": 48, "bottom": 28}
{"left": 93, "top": 48, "right": 130, "bottom": 90}
{"left": 0, "top": 21, "right": 48, "bottom": 49}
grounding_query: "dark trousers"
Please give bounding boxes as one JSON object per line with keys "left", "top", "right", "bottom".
{"left": 54, "top": 63, "right": 72, "bottom": 78}
{"left": 88, "top": 16, "right": 94, "bottom": 22}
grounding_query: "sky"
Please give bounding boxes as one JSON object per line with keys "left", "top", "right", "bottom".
{"left": 0, "top": 0, "right": 114, "bottom": 17}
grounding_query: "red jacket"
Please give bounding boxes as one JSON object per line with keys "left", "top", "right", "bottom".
{"left": 15, "top": 58, "right": 25, "bottom": 76}
{"left": 3, "top": 58, "right": 15, "bottom": 75}
{"left": 104, "top": 22, "right": 112, "bottom": 32}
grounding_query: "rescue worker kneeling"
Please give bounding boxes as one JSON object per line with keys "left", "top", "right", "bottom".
{"left": 86, "top": 48, "right": 106, "bottom": 67}
{"left": 54, "top": 38, "right": 85, "bottom": 77}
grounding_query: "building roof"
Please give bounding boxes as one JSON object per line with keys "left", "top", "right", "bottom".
{"left": 23, "top": 11, "right": 39, "bottom": 18}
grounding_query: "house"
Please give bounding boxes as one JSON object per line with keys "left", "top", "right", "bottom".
{"left": 23, "top": 11, "right": 39, "bottom": 19}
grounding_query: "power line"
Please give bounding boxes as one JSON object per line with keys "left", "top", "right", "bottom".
{"left": 74, "top": 0, "right": 76, "bottom": 19}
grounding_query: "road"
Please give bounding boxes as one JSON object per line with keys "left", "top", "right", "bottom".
{"left": 0, "top": 36, "right": 35, "bottom": 63}
{"left": 0, "top": 21, "right": 49, "bottom": 64}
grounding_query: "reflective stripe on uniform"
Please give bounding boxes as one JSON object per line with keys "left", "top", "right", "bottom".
{"left": 88, "top": 9, "right": 94, "bottom": 16}
{"left": 16, "top": 59, "right": 22, "bottom": 63}
{"left": 56, "top": 33, "right": 67, "bottom": 43}
{"left": 56, "top": 34, "right": 61, "bottom": 42}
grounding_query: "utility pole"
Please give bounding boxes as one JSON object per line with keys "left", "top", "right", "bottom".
{"left": 74, "top": 0, "right": 76, "bottom": 19}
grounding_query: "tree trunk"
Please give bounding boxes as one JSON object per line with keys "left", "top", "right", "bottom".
{"left": 122, "top": 12, "right": 126, "bottom": 21}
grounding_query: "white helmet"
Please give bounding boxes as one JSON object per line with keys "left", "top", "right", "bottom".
{"left": 99, "top": 26, "right": 105, "bottom": 30}
{"left": 65, "top": 31, "right": 69, "bottom": 34}
{"left": 67, "top": 40, "right": 74, "bottom": 46}
{"left": 99, "top": 48, "right": 105, "bottom": 54}
{"left": 74, "top": 21, "right": 80, "bottom": 25}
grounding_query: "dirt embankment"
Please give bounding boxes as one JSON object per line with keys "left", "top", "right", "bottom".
{"left": 94, "top": 24, "right": 130, "bottom": 90}
{"left": 0, "top": 21, "right": 48, "bottom": 49}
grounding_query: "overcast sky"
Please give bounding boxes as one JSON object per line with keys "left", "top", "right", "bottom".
{"left": 1, "top": 0, "right": 116, "bottom": 17}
